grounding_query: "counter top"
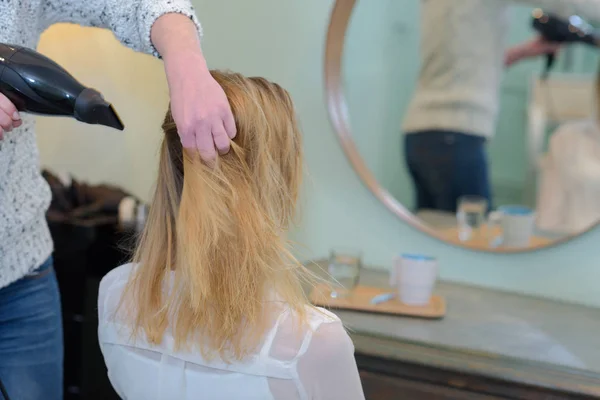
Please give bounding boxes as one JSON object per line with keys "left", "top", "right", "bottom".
{"left": 440, "top": 226, "right": 553, "bottom": 249}
{"left": 417, "top": 209, "right": 564, "bottom": 250}
{"left": 307, "top": 260, "right": 600, "bottom": 396}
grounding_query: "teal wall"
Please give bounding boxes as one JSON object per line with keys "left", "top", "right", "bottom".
{"left": 197, "top": 0, "right": 600, "bottom": 308}
{"left": 342, "top": 1, "right": 418, "bottom": 207}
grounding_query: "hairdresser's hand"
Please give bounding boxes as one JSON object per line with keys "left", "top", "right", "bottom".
{"left": 520, "top": 36, "right": 562, "bottom": 58}
{"left": 504, "top": 36, "right": 561, "bottom": 67}
{"left": 0, "top": 93, "right": 22, "bottom": 140}
{"left": 163, "top": 51, "right": 236, "bottom": 164}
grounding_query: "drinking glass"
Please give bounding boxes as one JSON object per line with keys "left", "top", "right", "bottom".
{"left": 456, "top": 195, "right": 488, "bottom": 242}
{"left": 327, "top": 248, "right": 362, "bottom": 298}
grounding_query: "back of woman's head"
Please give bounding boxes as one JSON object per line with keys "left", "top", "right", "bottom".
{"left": 122, "top": 71, "right": 311, "bottom": 361}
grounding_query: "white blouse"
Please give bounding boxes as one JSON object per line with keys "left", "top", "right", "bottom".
{"left": 537, "top": 120, "right": 600, "bottom": 235}
{"left": 97, "top": 264, "right": 365, "bottom": 400}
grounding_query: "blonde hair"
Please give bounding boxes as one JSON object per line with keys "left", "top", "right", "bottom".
{"left": 120, "top": 71, "right": 314, "bottom": 361}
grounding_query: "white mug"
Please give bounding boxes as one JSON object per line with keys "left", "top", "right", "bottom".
{"left": 488, "top": 205, "right": 535, "bottom": 248}
{"left": 390, "top": 254, "right": 438, "bottom": 306}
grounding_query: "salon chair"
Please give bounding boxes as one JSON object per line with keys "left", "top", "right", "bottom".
{"left": 45, "top": 171, "right": 143, "bottom": 399}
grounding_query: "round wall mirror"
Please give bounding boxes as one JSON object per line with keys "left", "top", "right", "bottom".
{"left": 325, "top": 0, "right": 600, "bottom": 252}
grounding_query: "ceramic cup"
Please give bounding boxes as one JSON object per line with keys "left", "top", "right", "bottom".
{"left": 390, "top": 254, "right": 438, "bottom": 306}
{"left": 488, "top": 205, "right": 535, "bottom": 248}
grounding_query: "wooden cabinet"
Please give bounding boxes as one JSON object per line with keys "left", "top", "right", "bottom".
{"left": 356, "top": 354, "right": 597, "bottom": 400}
{"left": 360, "top": 371, "right": 501, "bottom": 399}
{"left": 305, "top": 261, "right": 600, "bottom": 399}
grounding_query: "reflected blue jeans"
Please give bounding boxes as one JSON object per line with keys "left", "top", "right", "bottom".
{"left": 404, "top": 130, "right": 492, "bottom": 213}
{"left": 0, "top": 257, "right": 63, "bottom": 400}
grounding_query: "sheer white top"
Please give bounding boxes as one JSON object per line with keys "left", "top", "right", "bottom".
{"left": 97, "top": 264, "right": 365, "bottom": 400}
{"left": 537, "top": 120, "right": 600, "bottom": 234}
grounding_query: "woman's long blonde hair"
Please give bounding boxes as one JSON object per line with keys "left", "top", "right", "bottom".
{"left": 120, "top": 71, "right": 314, "bottom": 361}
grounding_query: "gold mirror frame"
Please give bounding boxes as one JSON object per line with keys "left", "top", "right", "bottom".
{"left": 323, "top": 0, "right": 596, "bottom": 253}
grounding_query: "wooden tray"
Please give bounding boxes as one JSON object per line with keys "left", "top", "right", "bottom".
{"left": 310, "top": 284, "right": 446, "bottom": 319}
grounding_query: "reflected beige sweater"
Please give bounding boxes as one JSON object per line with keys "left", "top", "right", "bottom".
{"left": 0, "top": 0, "right": 201, "bottom": 289}
{"left": 403, "top": 0, "right": 600, "bottom": 138}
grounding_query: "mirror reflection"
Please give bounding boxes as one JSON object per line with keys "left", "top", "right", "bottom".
{"left": 342, "top": 1, "right": 600, "bottom": 250}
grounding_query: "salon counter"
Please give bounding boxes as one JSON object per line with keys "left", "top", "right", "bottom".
{"left": 307, "top": 260, "right": 600, "bottom": 399}
{"left": 417, "top": 210, "right": 562, "bottom": 250}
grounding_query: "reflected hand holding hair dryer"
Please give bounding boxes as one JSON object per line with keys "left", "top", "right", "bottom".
{"left": 0, "top": 43, "right": 124, "bottom": 130}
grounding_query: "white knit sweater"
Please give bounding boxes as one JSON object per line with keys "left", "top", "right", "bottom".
{"left": 403, "top": 0, "right": 600, "bottom": 138}
{"left": 0, "top": 0, "right": 201, "bottom": 289}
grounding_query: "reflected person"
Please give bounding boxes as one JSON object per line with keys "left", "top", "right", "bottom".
{"left": 537, "top": 62, "right": 600, "bottom": 233}
{"left": 402, "top": 0, "right": 600, "bottom": 213}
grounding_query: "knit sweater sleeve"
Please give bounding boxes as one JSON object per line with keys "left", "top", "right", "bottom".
{"left": 509, "top": 0, "right": 600, "bottom": 22}
{"left": 39, "top": 0, "right": 203, "bottom": 57}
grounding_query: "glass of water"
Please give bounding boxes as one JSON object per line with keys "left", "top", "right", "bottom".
{"left": 456, "top": 195, "right": 488, "bottom": 242}
{"left": 327, "top": 248, "right": 361, "bottom": 298}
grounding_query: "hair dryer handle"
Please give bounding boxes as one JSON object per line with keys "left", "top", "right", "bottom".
{"left": 543, "top": 53, "right": 556, "bottom": 79}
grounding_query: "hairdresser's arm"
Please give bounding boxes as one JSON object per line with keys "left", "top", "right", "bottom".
{"left": 151, "top": 14, "right": 236, "bottom": 162}
{"left": 504, "top": 36, "right": 561, "bottom": 67}
{"left": 39, "top": 0, "right": 236, "bottom": 162}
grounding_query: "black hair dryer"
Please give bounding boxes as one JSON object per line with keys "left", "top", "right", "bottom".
{"left": 532, "top": 9, "right": 600, "bottom": 78}
{"left": 0, "top": 43, "right": 124, "bottom": 130}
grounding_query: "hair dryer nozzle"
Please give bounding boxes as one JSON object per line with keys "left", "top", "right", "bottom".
{"left": 74, "top": 88, "right": 124, "bottom": 131}
{"left": 102, "top": 104, "right": 125, "bottom": 131}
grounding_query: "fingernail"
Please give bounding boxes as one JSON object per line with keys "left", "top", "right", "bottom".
{"left": 12, "top": 112, "right": 20, "bottom": 120}
{"left": 217, "top": 146, "right": 230, "bottom": 156}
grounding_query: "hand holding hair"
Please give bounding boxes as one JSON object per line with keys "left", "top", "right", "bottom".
{"left": 151, "top": 13, "right": 237, "bottom": 164}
